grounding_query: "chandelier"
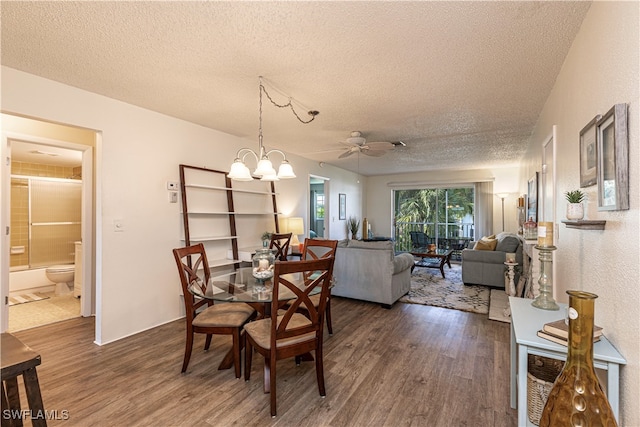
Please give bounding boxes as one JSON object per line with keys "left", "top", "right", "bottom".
{"left": 228, "top": 77, "right": 319, "bottom": 181}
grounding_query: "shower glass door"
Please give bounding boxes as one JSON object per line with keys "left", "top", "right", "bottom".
{"left": 30, "top": 178, "right": 81, "bottom": 267}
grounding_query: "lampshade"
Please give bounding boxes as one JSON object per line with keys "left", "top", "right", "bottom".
{"left": 277, "top": 160, "right": 296, "bottom": 179}
{"left": 254, "top": 158, "right": 276, "bottom": 177}
{"left": 286, "top": 217, "right": 304, "bottom": 247}
{"left": 287, "top": 217, "right": 304, "bottom": 235}
{"left": 496, "top": 193, "right": 509, "bottom": 199}
{"left": 260, "top": 171, "right": 279, "bottom": 181}
{"left": 227, "top": 159, "right": 253, "bottom": 181}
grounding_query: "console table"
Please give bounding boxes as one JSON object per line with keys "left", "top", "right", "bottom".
{"left": 509, "top": 296, "right": 626, "bottom": 426}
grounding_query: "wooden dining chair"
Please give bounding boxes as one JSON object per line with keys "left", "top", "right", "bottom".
{"left": 269, "top": 232, "right": 292, "bottom": 261}
{"left": 244, "top": 257, "right": 334, "bottom": 417}
{"left": 298, "top": 238, "right": 338, "bottom": 335}
{"left": 173, "top": 243, "right": 256, "bottom": 378}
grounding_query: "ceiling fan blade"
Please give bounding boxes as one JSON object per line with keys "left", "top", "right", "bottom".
{"left": 338, "top": 150, "right": 356, "bottom": 159}
{"left": 361, "top": 149, "right": 387, "bottom": 157}
{"left": 366, "top": 141, "right": 395, "bottom": 149}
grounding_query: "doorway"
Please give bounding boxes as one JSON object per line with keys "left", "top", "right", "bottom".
{"left": 309, "top": 176, "right": 329, "bottom": 238}
{"left": 1, "top": 115, "right": 96, "bottom": 332}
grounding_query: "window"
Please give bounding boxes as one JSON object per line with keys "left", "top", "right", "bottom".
{"left": 393, "top": 187, "right": 474, "bottom": 252}
{"left": 315, "top": 194, "right": 325, "bottom": 219}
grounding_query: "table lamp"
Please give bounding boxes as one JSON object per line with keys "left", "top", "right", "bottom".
{"left": 286, "top": 217, "right": 304, "bottom": 251}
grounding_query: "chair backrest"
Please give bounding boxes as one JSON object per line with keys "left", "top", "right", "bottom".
{"left": 270, "top": 258, "right": 334, "bottom": 344}
{"left": 269, "top": 232, "right": 292, "bottom": 261}
{"left": 301, "top": 238, "right": 338, "bottom": 261}
{"left": 172, "top": 243, "right": 211, "bottom": 318}
{"left": 409, "top": 231, "right": 432, "bottom": 248}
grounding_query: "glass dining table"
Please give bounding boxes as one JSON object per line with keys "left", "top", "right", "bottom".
{"left": 189, "top": 267, "right": 321, "bottom": 308}
{"left": 187, "top": 267, "right": 323, "bottom": 371}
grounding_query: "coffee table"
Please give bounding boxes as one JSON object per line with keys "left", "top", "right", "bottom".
{"left": 409, "top": 248, "right": 453, "bottom": 278}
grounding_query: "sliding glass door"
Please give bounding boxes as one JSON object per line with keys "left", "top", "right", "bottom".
{"left": 393, "top": 186, "right": 474, "bottom": 253}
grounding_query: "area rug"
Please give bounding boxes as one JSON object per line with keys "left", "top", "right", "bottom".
{"left": 400, "top": 263, "right": 490, "bottom": 314}
{"left": 8, "top": 292, "right": 50, "bottom": 306}
{"left": 488, "top": 289, "right": 511, "bottom": 323}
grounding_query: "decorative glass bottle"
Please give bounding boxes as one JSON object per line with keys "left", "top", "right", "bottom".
{"left": 539, "top": 291, "right": 617, "bottom": 427}
{"left": 252, "top": 248, "right": 275, "bottom": 281}
{"left": 524, "top": 217, "right": 538, "bottom": 240}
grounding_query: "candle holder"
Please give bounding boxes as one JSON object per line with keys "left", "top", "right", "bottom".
{"left": 531, "top": 245, "right": 559, "bottom": 310}
{"left": 503, "top": 261, "right": 518, "bottom": 317}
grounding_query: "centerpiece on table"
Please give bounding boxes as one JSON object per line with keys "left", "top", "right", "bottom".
{"left": 252, "top": 248, "right": 275, "bottom": 281}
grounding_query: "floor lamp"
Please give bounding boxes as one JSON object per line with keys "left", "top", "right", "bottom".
{"left": 496, "top": 193, "right": 509, "bottom": 231}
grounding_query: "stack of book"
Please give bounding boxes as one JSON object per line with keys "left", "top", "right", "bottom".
{"left": 537, "top": 319, "right": 603, "bottom": 346}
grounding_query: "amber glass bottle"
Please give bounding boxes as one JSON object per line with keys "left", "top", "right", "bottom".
{"left": 539, "top": 291, "right": 617, "bottom": 427}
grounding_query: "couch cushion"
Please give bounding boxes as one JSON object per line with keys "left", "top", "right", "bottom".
{"left": 474, "top": 238, "right": 498, "bottom": 251}
{"left": 393, "top": 253, "right": 415, "bottom": 274}
{"left": 496, "top": 235, "right": 520, "bottom": 253}
{"left": 347, "top": 240, "right": 393, "bottom": 250}
{"left": 348, "top": 239, "right": 394, "bottom": 261}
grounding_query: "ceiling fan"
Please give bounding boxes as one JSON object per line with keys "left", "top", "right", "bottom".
{"left": 337, "top": 131, "right": 404, "bottom": 159}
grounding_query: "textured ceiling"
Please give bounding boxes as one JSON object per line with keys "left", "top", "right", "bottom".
{"left": 1, "top": 1, "right": 591, "bottom": 176}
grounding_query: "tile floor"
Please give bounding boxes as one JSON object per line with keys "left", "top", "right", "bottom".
{"left": 8, "top": 291, "right": 81, "bottom": 332}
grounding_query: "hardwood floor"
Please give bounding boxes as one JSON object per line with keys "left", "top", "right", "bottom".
{"left": 11, "top": 297, "right": 518, "bottom": 426}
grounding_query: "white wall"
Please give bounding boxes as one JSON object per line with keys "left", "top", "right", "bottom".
{"left": 0, "top": 67, "right": 362, "bottom": 343}
{"left": 522, "top": 3, "right": 639, "bottom": 425}
{"left": 275, "top": 155, "right": 363, "bottom": 241}
{"left": 366, "top": 166, "right": 521, "bottom": 239}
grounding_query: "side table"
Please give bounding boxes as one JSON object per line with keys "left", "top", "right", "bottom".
{"left": 509, "top": 297, "right": 626, "bottom": 426}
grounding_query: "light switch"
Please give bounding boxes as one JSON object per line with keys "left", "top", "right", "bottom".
{"left": 169, "top": 191, "right": 178, "bottom": 203}
{"left": 167, "top": 181, "right": 179, "bottom": 190}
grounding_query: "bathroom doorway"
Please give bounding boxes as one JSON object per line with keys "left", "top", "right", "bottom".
{"left": 1, "top": 115, "right": 96, "bottom": 332}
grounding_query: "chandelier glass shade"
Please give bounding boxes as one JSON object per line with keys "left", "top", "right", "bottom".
{"left": 227, "top": 77, "right": 318, "bottom": 182}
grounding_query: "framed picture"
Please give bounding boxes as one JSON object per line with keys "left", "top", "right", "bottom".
{"left": 579, "top": 115, "right": 600, "bottom": 187}
{"left": 527, "top": 173, "right": 538, "bottom": 222}
{"left": 597, "top": 104, "right": 629, "bottom": 211}
{"left": 338, "top": 193, "right": 346, "bottom": 220}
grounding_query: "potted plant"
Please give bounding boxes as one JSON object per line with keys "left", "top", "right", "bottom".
{"left": 261, "top": 231, "right": 272, "bottom": 247}
{"left": 347, "top": 217, "right": 360, "bottom": 240}
{"left": 565, "top": 190, "right": 586, "bottom": 220}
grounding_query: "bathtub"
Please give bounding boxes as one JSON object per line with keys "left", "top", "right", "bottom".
{"left": 9, "top": 267, "right": 55, "bottom": 296}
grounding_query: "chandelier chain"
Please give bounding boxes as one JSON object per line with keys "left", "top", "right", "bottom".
{"left": 259, "top": 80, "right": 318, "bottom": 124}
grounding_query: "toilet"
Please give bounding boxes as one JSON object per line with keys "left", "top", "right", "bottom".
{"left": 45, "top": 265, "right": 75, "bottom": 295}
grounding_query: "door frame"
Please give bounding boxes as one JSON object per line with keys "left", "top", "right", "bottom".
{"left": 1, "top": 132, "right": 95, "bottom": 331}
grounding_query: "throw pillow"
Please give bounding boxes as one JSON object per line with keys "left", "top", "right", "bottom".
{"left": 496, "top": 235, "right": 520, "bottom": 253}
{"left": 474, "top": 238, "right": 498, "bottom": 251}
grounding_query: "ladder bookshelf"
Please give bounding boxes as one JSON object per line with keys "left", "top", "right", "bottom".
{"left": 179, "top": 164, "right": 280, "bottom": 270}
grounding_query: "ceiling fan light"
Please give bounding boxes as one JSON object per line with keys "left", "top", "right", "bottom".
{"left": 228, "top": 159, "right": 253, "bottom": 181}
{"left": 254, "top": 158, "right": 275, "bottom": 177}
{"left": 277, "top": 160, "right": 296, "bottom": 179}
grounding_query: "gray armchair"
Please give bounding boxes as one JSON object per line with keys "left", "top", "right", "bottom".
{"left": 461, "top": 232, "right": 524, "bottom": 289}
